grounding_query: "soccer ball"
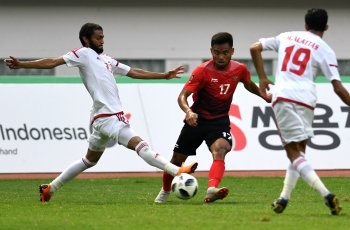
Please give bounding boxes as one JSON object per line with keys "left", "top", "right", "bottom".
{"left": 171, "top": 173, "right": 198, "bottom": 200}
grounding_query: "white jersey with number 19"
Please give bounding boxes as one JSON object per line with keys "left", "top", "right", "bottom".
{"left": 63, "top": 47, "right": 131, "bottom": 118}
{"left": 260, "top": 31, "right": 340, "bottom": 109}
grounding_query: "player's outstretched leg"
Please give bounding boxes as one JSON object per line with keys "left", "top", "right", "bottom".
{"left": 39, "top": 157, "right": 96, "bottom": 203}
{"left": 324, "top": 193, "right": 342, "bottom": 215}
{"left": 136, "top": 141, "right": 198, "bottom": 176}
{"left": 204, "top": 187, "right": 229, "bottom": 203}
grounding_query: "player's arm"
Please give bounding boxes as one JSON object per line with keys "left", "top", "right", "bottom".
{"left": 250, "top": 42, "right": 274, "bottom": 98}
{"left": 126, "top": 66, "right": 185, "bottom": 80}
{"left": 4, "top": 56, "right": 65, "bottom": 69}
{"left": 178, "top": 88, "right": 198, "bottom": 127}
{"left": 243, "top": 80, "right": 271, "bottom": 103}
{"left": 332, "top": 80, "right": 350, "bottom": 106}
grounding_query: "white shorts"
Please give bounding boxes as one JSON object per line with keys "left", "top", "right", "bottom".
{"left": 88, "top": 115, "right": 136, "bottom": 152}
{"left": 273, "top": 101, "right": 314, "bottom": 145}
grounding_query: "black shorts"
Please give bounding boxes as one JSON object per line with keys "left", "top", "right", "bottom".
{"left": 173, "top": 116, "right": 232, "bottom": 156}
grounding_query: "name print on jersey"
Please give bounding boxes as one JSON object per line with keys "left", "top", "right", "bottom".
{"left": 287, "top": 35, "right": 320, "bottom": 50}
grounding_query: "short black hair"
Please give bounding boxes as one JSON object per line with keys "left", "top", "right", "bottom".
{"left": 79, "top": 23, "right": 103, "bottom": 46}
{"left": 305, "top": 8, "right": 328, "bottom": 32}
{"left": 211, "top": 32, "right": 233, "bottom": 47}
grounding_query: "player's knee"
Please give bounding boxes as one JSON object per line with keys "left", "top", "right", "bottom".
{"left": 88, "top": 143, "right": 106, "bottom": 153}
{"left": 211, "top": 149, "right": 227, "bottom": 160}
{"left": 86, "top": 146, "right": 104, "bottom": 164}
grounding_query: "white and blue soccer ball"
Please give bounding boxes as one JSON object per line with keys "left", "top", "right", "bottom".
{"left": 171, "top": 173, "right": 198, "bottom": 200}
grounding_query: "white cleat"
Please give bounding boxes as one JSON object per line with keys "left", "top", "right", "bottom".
{"left": 204, "top": 187, "right": 229, "bottom": 203}
{"left": 154, "top": 189, "right": 170, "bottom": 203}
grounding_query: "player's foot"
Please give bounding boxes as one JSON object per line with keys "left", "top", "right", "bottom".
{"left": 176, "top": 162, "right": 198, "bottom": 175}
{"left": 271, "top": 198, "right": 288, "bottom": 214}
{"left": 154, "top": 188, "right": 170, "bottom": 203}
{"left": 39, "top": 184, "right": 53, "bottom": 202}
{"left": 204, "top": 187, "right": 229, "bottom": 203}
{"left": 324, "top": 193, "right": 342, "bottom": 215}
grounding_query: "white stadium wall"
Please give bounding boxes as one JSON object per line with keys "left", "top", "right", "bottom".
{"left": 0, "top": 82, "right": 349, "bottom": 173}
{"left": 0, "top": 1, "right": 350, "bottom": 75}
{"left": 1, "top": 1, "right": 350, "bottom": 173}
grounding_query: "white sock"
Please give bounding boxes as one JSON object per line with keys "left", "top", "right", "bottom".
{"left": 50, "top": 157, "right": 96, "bottom": 193}
{"left": 135, "top": 141, "right": 178, "bottom": 176}
{"left": 292, "top": 156, "right": 330, "bottom": 197}
{"left": 280, "top": 163, "right": 300, "bottom": 200}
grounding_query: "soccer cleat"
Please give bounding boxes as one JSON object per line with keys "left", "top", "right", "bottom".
{"left": 204, "top": 187, "right": 229, "bottom": 203}
{"left": 154, "top": 189, "right": 171, "bottom": 203}
{"left": 324, "top": 193, "right": 342, "bottom": 215}
{"left": 176, "top": 162, "right": 198, "bottom": 175}
{"left": 271, "top": 198, "right": 288, "bottom": 214}
{"left": 39, "top": 184, "right": 53, "bottom": 202}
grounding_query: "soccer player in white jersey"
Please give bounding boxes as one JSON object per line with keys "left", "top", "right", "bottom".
{"left": 4, "top": 23, "right": 198, "bottom": 202}
{"left": 250, "top": 8, "right": 350, "bottom": 215}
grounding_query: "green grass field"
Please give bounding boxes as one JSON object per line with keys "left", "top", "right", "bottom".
{"left": 0, "top": 177, "right": 349, "bottom": 230}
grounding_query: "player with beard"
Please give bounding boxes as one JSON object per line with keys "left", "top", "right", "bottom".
{"left": 5, "top": 23, "right": 198, "bottom": 202}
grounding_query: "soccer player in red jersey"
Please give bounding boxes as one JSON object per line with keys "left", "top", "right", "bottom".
{"left": 155, "top": 32, "right": 271, "bottom": 203}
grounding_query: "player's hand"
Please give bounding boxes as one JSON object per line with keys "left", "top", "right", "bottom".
{"left": 263, "top": 93, "right": 272, "bottom": 103}
{"left": 185, "top": 110, "right": 198, "bottom": 127}
{"left": 259, "top": 78, "right": 274, "bottom": 100}
{"left": 165, "top": 66, "right": 185, "bottom": 80}
{"left": 4, "top": 56, "right": 21, "bottom": 69}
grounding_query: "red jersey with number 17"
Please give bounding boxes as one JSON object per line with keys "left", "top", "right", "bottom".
{"left": 184, "top": 59, "right": 251, "bottom": 120}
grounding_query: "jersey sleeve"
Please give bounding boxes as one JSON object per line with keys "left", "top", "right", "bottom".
{"left": 184, "top": 67, "right": 206, "bottom": 93}
{"left": 62, "top": 47, "right": 86, "bottom": 68}
{"left": 109, "top": 57, "right": 131, "bottom": 76}
{"left": 259, "top": 35, "right": 280, "bottom": 51}
{"left": 239, "top": 64, "right": 251, "bottom": 84}
{"left": 319, "top": 49, "right": 341, "bottom": 82}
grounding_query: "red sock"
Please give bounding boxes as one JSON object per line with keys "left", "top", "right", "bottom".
{"left": 208, "top": 160, "right": 225, "bottom": 188}
{"left": 162, "top": 172, "right": 174, "bottom": 192}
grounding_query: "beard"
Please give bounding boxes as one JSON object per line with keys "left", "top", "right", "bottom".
{"left": 89, "top": 40, "right": 103, "bottom": 54}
